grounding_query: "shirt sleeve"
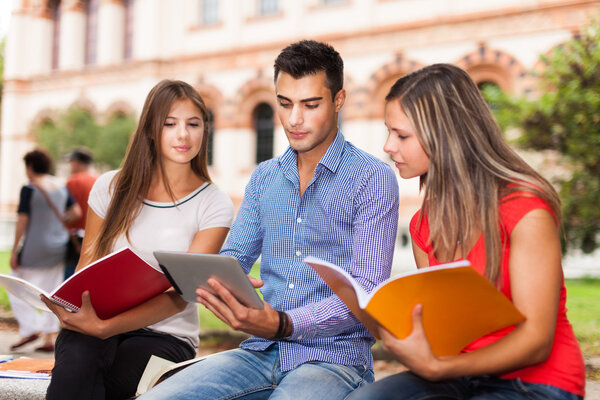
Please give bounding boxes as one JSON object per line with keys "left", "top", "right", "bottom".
{"left": 220, "top": 165, "right": 266, "bottom": 272}
{"left": 17, "top": 186, "right": 33, "bottom": 215}
{"left": 286, "top": 163, "right": 400, "bottom": 340}
{"left": 196, "top": 186, "right": 234, "bottom": 230}
{"left": 88, "top": 170, "right": 118, "bottom": 219}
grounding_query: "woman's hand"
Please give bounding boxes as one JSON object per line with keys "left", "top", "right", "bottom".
{"left": 379, "top": 304, "right": 446, "bottom": 381}
{"left": 41, "top": 291, "right": 110, "bottom": 339}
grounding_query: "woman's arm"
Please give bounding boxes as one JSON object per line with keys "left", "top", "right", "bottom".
{"left": 380, "top": 208, "right": 561, "bottom": 380}
{"left": 411, "top": 240, "right": 429, "bottom": 269}
{"left": 44, "top": 211, "right": 230, "bottom": 339}
{"left": 63, "top": 203, "right": 82, "bottom": 226}
{"left": 10, "top": 214, "right": 28, "bottom": 270}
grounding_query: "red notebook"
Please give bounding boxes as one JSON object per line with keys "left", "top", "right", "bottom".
{"left": 0, "top": 247, "right": 172, "bottom": 320}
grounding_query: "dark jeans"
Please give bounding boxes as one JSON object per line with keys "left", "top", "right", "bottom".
{"left": 46, "top": 328, "right": 195, "bottom": 400}
{"left": 346, "top": 371, "right": 583, "bottom": 400}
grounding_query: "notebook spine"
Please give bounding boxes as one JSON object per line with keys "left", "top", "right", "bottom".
{"left": 51, "top": 296, "right": 80, "bottom": 312}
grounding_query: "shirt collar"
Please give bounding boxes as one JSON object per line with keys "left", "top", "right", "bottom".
{"left": 278, "top": 130, "right": 345, "bottom": 174}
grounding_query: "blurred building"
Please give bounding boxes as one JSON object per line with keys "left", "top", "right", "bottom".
{"left": 1, "top": 0, "right": 599, "bottom": 262}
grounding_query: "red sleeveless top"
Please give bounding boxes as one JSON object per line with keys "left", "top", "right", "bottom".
{"left": 410, "top": 194, "right": 585, "bottom": 396}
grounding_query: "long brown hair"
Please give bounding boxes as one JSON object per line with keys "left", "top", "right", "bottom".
{"left": 89, "top": 79, "right": 211, "bottom": 261}
{"left": 386, "top": 64, "right": 561, "bottom": 284}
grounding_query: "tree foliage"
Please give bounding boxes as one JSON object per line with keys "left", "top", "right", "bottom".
{"left": 35, "top": 107, "right": 135, "bottom": 170}
{"left": 485, "top": 20, "right": 600, "bottom": 253}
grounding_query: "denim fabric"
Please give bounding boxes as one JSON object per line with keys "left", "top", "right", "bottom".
{"left": 346, "top": 371, "right": 583, "bottom": 400}
{"left": 140, "top": 344, "right": 374, "bottom": 400}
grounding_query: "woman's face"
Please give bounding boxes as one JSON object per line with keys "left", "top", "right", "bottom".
{"left": 383, "top": 99, "right": 430, "bottom": 179}
{"left": 160, "top": 98, "right": 204, "bottom": 167}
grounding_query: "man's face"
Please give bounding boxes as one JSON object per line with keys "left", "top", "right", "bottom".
{"left": 275, "top": 71, "right": 345, "bottom": 159}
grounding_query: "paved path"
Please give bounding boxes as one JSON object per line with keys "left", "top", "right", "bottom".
{"left": 0, "top": 326, "right": 598, "bottom": 399}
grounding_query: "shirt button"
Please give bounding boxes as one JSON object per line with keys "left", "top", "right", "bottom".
{"left": 296, "top": 251, "right": 301, "bottom": 256}
{"left": 296, "top": 217, "right": 302, "bottom": 223}
{"left": 297, "top": 335, "right": 303, "bottom": 340}
{"left": 288, "top": 283, "right": 294, "bottom": 289}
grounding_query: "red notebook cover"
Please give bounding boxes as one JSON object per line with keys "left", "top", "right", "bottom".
{"left": 50, "top": 247, "right": 172, "bottom": 320}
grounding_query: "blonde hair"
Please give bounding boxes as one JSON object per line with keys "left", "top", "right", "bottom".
{"left": 89, "top": 80, "right": 211, "bottom": 261}
{"left": 386, "top": 64, "right": 561, "bottom": 284}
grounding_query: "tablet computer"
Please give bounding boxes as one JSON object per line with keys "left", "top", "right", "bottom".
{"left": 153, "top": 251, "right": 263, "bottom": 309}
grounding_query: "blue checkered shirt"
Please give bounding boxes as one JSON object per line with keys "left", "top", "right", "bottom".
{"left": 221, "top": 132, "right": 399, "bottom": 371}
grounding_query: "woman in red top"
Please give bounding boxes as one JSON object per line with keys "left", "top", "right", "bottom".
{"left": 348, "top": 64, "right": 585, "bottom": 399}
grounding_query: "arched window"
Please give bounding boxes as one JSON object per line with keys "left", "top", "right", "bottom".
{"left": 124, "top": 0, "right": 134, "bottom": 60}
{"left": 254, "top": 103, "right": 274, "bottom": 164}
{"left": 207, "top": 109, "right": 214, "bottom": 166}
{"left": 85, "top": 0, "right": 99, "bottom": 66}
{"left": 50, "top": 0, "right": 61, "bottom": 70}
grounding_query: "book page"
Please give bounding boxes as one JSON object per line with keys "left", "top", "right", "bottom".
{"left": 136, "top": 355, "right": 174, "bottom": 395}
{"left": 304, "top": 257, "right": 382, "bottom": 337}
{"left": 0, "top": 275, "right": 51, "bottom": 313}
{"left": 136, "top": 355, "right": 208, "bottom": 395}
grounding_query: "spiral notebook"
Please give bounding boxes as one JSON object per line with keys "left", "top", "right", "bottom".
{"left": 0, "top": 247, "right": 171, "bottom": 320}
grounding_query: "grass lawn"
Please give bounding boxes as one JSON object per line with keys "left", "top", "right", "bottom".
{"left": 0, "top": 251, "right": 598, "bottom": 359}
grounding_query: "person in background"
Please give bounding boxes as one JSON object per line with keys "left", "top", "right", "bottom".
{"left": 141, "top": 40, "right": 399, "bottom": 400}
{"left": 9, "top": 148, "right": 81, "bottom": 352}
{"left": 43, "top": 79, "right": 234, "bottom": 400}
{"left": 347, "top": 63, "right": 585, "bottom": 400}
{"left": 64, "top": 147, "right": 98, "bottom": 279}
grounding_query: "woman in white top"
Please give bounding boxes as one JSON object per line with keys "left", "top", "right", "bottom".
{"left": 44, "top": 80, "right": 234, "bottom": 400}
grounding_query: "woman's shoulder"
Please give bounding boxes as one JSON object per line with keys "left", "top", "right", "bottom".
{"left": 197, "top": 183, "right": 233, "bottom": 208}
{"left": 92, "top": 170, "right": 119, "bottom": 188}
{"left": 499, "top": 190, "right": 554, "bottom": 233}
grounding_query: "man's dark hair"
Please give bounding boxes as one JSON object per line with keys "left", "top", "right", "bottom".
{"left": 274, "top": 40, "right": 344, "bottom": 100}
{"left": 23, "top": 148, "right": 53, "bottom": 174}
{"left": 67, "top": 147, "right": 94, "bottom": 165}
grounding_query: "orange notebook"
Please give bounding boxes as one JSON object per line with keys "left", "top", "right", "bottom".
{"left": 304, "top": 257, "right": 525, "bottom": 356}
{"left": 0, "top": 247, "right": 171, "bottom": 320}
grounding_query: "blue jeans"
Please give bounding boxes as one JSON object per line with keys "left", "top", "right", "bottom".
{"left": 140, "top": 344, "right": 373, "bottom": 399}
{"left": 346, "top": 371, "right": 583, "bottom": 400}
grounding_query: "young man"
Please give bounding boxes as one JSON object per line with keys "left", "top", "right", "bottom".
{"left": 141, "top": 40, "right": 399, "bottom": 399}
{"left": 64, "top": 147, "right": 98, "bottom": 279}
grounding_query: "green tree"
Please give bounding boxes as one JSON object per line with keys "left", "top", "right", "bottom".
{"left": 35, "top": 107, "right": 135, "bottom": 169}
{"left": 485, "top": 21, "right": 600, "bottom": 253}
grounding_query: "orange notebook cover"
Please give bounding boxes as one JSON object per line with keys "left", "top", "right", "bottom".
{"left": 0, "top": 247, "right": 171, "bottom": 320}
{"left": 0, "top": 358, "right": 55, "bottom": 374}
{"left": 304, "top": 257, "right": 525, "bottom": 357}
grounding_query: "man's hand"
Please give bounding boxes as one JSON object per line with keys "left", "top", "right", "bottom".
{"left": 196, "top": 278, "right": 283, "bottom": 339}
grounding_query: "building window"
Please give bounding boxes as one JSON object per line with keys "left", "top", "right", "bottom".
{"left": 254, "top": 103, "right": 274, "bottom": 163}
{"left": 207, "top": 109, "right": 215, "bottom": 166}
{"left": 50, "top": 0, "right": 61, "bottom": 70}
{"left": 124, "top": 0, "right": 134, "bottom": 60}
{"left": 201, "top": 0, "right": 219, "bottom": 25}
{"left": 85, "top": 0, "right": 99, "bottom": 66}
{"left": 258, "top": 0, "right": 278, "bottom": 16}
